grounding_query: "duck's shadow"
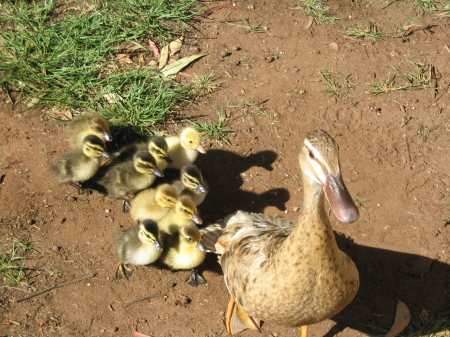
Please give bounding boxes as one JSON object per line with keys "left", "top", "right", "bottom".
{"left": 195, "top": 149, "right": 289, "bottom": 222}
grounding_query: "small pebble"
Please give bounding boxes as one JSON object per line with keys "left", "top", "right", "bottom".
{"left": 220, "top": 50, "right": 231, "bottom": 58}
{"left": 231, "top": 46, "right": 241, "bottom": 51}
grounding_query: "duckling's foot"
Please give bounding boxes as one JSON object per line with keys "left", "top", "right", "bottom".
{"left": 78, "top": 187, "right": 93, "bottom": 195}
{"left": 116, "top": 263, "right": 133, "bottom": 280}
{"left": 185, "top": 269, "right": 207, "bottom": 287}
{"left": 226, "top": 298, "right": 261, "bottom": 335}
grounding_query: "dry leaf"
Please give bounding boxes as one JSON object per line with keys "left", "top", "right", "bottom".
{"left": 160, "top": 54, "right": 206, "bottom": 77}
{"left": 169, "top": 35, "right": 184, "bottom": 56}
{"left": 400, "top": 257, "right": 435, "bottom": 277}
{"left": 131, "top": 319, "right": 154, "bottom": 337}
{"left": 115, "top": 54, "right": 134, "bottom": 64}
{"left": 158, "top": 45, "right": 170, "bottom": 70}
{"left": 385, "top": 301, "right": 411, "bottom": 337}
{"left": 148, "top": 38, "right": 160, "bottom": 60}
{"left": 103, "top": 93, "right": 124, "bottom": 104}
{"left": 58, "top": 109, "right": 73, "bottom": 120}
{"left": 304, "top": 15, "right": 314, "bottom": 30}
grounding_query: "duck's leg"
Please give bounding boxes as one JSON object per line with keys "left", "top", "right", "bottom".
{"left": 122, "top": 196, "right": 132, "bottom": 213}
{"left": 185, "top": 269, "right": 207, "bottom": 287}
{"left": 300, "top": 325, "right": 308, "bottom": 337}
{"left": 226, "top": 298, "right": 261, "bottom": 335}
{"left": 116, "top": 262, "right": 133, "bottom": 279}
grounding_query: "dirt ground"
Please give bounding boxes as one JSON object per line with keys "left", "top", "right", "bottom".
{"left": 1, "top": 0, "right": 449, "bottom": 336}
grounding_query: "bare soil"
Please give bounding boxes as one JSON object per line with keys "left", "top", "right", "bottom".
{"left": 0, "top": 1, "right": 449, "bottom": 337}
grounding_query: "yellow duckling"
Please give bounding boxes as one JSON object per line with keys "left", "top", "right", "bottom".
{"left": 113, "top": 136, "right": 173, "bottom": 171}
{"left": 165, "top": 127, "right": 206, "bottom": 169}
{"left": 211, "top": 129, "right": 360, "bottom": 336}
{"left": 157, "top": 194, "right": 203, "bottom": 235}
{"left": 64, "top": 113, "right": 112, "bottom": 151}
{"left": 49, "top": 135, "right": 111, "bottom": 193}
{"left": 130, "top": 183, "right": 179, "bottom": 222}
{"left": 172, "top": 165, "right": 208, "bottom": 206}
{"left": 116, "top": 219, "right": 163, "bottom": 279}
{"left": 160, "top": 224, "right": 208, "bottom": 287}
{"left": 99, "top": 151, "right": 163, "bottom": 199}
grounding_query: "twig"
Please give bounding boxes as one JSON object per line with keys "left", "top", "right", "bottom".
{"left": 16, "top": 273, "right": 96, "bottom": 303}
{"left": 125, "top": 293, "right": 167, "bottom": 308}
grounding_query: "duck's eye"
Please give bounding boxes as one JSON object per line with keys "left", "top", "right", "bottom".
{"left": 309, "top": 151, "right": 315, "bottom": 159}
{"left": 187, "top": 237, "right": 193, "bottom": 242}
{"left": 95, "top": 126, "right": 102, "bottom": 131}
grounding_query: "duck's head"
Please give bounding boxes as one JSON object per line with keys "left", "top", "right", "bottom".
{"left": 133, "top": 152, "right": 164, "bottom": 177}
{"left": 180, "top": 165, "right": 208, "bottom": 193}
{"left": 154, "top": 184, "right": 178, "bottom": 208}
{"left": 148, "top": 136, "right": 173, "bottom": 164}
{"left": 139, "top": 220, "right": 163, "bottom": 250}
{"left": 180, "top": 128, "right": 206, "bottom": 154}
{"left": 174, "top": 195, "right": 203, "bottom": 225}
{"left": 88, "top": 114, "right": 112, "bottom": 142}
{"left": 179, "top": 224, "right": 208, "bottom": 252}
{"left": 82, "top": 135, "right": 111, "bottom": 159}
{"left": 300, "top": 129, "right": 359, "bottom": 223}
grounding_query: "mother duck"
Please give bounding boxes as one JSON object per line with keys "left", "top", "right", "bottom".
{"left": 213, "top": 129, "right": 360, "bottom": 337}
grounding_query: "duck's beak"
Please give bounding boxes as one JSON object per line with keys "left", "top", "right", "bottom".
{"left": 164, "top": 155, "right": 173, "bottom": 164}
{"left": 154, "top": 240, "right": 163, "bottom": 251}
{"left": 153, "top": 168, "right": 164, "bottom": 177}
{"left": 192, "top": 214, "right": 203, "bottom": 225}
{"left": 103, "top": 132, "right": 112, "bottom": 142}
{"left": 198, "top": 183, "right": 208, "bottom": 193}
{"left": 324, "top": 173, "right": 359, "bottom": 223}
{"left": 102, "top": 151, "right": 112, "bottom": 159}
{"left": 197, "top": 242, "right": 208, "bottom": 252}
{"left": 196, "top": 145, "right": 206, "bottom": 154}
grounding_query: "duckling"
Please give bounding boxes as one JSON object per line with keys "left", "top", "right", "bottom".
{"left": 159, "top": 224, "right": 208, "bottom": 287}
{"left": 49, "top": 135, "right": 111, "bottom": 193}
{"left": 165, "top": 127, "right": 206, "bottom": 169}
{"left": 157, "top": 194, "right": 203, "bottom": 235}
{"left": 210, "top": 129, "right": 360, "bottom": 336}
{"left": 64, "top": 113, "right": 112, "bottom": 151}
{"left": 113, "top": 136, "right": 173, "bottom": 171}
{"left": 172, "top": 165, "right": 208, "bottom": 206}
{"left": 130, "top": 183, "right": 179, "bottom": 222}
{"left": 99, "top": 151, "right": 164, "bottom": 200}
{"left": 116, "top": 219, "right": 163, "bottom": 279}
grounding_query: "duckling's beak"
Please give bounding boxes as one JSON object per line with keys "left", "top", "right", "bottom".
{"left": 198, "top": 183, "right": 208, "bottom": 193}
{"left": 197, "top": 242, "right": 208, "bottom": 252}
{"left": 324, "top": 174, "right": 359, "bottom": 223}
{"left": 102, "top": 151, "right": 112, "bottom": 159}
{"left": 192, "top": 214, "right": 203, "bottom": 225}
{"left": 154, "top": 240, "right": 163, "bottom": 251}
{"left": 153, "top": 168, "right": 164, "bottom": 177}
{"left": 103, "top": 132, "right": 112, "bottom": 142}
{"left": 164, "top": 155, "right": 173, "bottom": 164}
{"left": 196, "top": 145, "right": 206, "bottom": 154}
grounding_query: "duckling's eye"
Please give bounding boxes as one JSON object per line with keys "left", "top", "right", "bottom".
{"left": 187, "top": 237, "right": 193, "bottom": 242}
{"left": 95, "top": 126, "right": 102, "bottom": 131}
{"left": 309, "top": 151, "right": 315, "bottom": 159}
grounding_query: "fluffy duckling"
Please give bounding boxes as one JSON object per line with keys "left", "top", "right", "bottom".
{"left": 158, "top": 194, "right": 203, "bottom": 235}
{"left": 113, "top": 136, "right": 173, "bottom": 171}
{"left": 99, "top": 151, "right": 164, "bottom": 199}
{"left": 165, "top": 127, "right": 206, "bottom": 169}
{"left": 116, "top": 220, "right": 163, "bottom": 279}
{"left": 64, "top": 113, "right": 112, "bottom": 151}
{"left": 130, "top": 184, "right": 179, "bottom": 222}
{"left": 172, "top": 165, "right": 208, "bottom": 206}
{"left": 160, "top": 224, "right": 208, "bottom": 287}
{"left": 49, "top": 135, "right": 111, "bottom": 193}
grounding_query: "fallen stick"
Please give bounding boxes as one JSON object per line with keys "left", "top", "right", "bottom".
{"left": 16, "top": 273, "right": 96, "bottom": 303}
{"left": 125, "top": 294, "right": 167, "bottom": 308}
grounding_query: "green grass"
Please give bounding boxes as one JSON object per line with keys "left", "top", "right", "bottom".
{"left": 0, "top": 237, "right": 36, "bottom": 285}
{"left": 343, "top": 21, "right": 385, "bottom": 39}
{"left": 320, "top": 70, "right": 350, "bottom": 99}
{"left": 0, "top": 0, "right": 202, "bottom": 137}
{"left": 366, "top": 61, "right": 432, "bottom": 95}
{"left": 187, "top": 109, "right": 233, "bottom": 145}
{"left": 295, "top": 0, "right": 343, "bottom": 24}
{"left": 399, "top": 310, "right": 450, "bottom": 337}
